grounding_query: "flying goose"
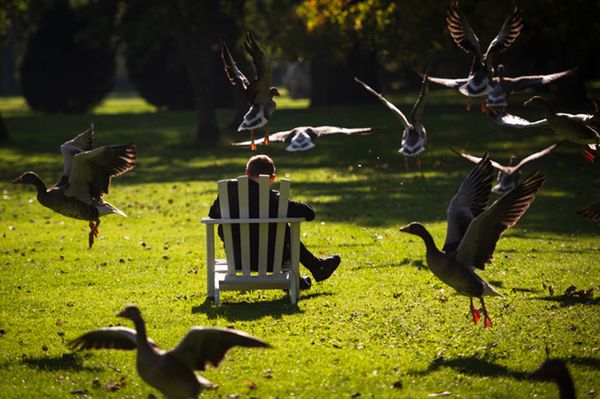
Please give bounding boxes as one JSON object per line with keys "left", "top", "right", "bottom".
{"left": 221, "top": 32, "right": 280, "bottom": 150}
{"left": 400, "top": 154, "right": 546, "bottom": 327}
{"left": 453, "top": 142, "right": 560, "bottom": 194}
{"left": 577, "top": 200, "right": 600, "bottom": 222}
{"left": 69, "top": 305, "right": 271, "bottom": 399}
{"left": 354, "top": 72, "right": 429, "bottom": 167}
{"left": 233, "top": 125, "right": 373, "bottom": 152}
{"left": 530, "top": 359, "right": 576, "bottom": 399}
{"left": 429, "top": 1, "right": 523, "bottom": 111}
{"left": 12, "top": 124, "right": 136, "bottom": 248}
{"left": 490, "top": 96, "right": 600, "bottom": 161}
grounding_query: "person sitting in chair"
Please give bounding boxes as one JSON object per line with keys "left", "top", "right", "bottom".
{"left": 208, "top": 155, "right": 341, "bottom": 289}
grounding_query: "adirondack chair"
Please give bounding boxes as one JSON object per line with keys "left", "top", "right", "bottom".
{"left": 201, "top": 175, "right": 304, "bottom": 304}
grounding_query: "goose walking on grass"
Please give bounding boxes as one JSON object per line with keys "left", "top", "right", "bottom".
{"left": 12, "top": 124, "right": 136, "bottom": 248}
{"left": 452, "top": 142, "right": 560, "bottom": 194}
{"left": 490, "top": 96, "right": 600, "bottom": 161}
{"left": 221, "top": 32, "right": 280, "bottom": 150}
{"left": 530, "top": 359, "right": 576, "bottom": 399}
{"left": 354, "top": 72, "right": 429, "bottom": 168}
{"left": 429, "top": 1, "right": 523, "bottom": 112}
{"left": 69, "top": 305, "right": 271, "bottom": 399}
{"left": 233, "top": 125, "right": 373, "bottom": 152}
{"left": 400, "top": 154, "right": 546, "bottom": 327}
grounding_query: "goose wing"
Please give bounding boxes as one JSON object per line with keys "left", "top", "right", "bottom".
{"left": 577, "top": 200, "right": 600, "bottom": 222}
{"left": 308, "top": 126, "right": 373, "bottom": 137}
{"left": 354, "top": 77, "right": 411, "bottom": 129}
{"left": 410, "top": 71, "right": 429, "bottom": 134}
{"left": 426, "top": 75, "right": 468, "bottom": 89}
{"left": 244, "top": 32, "right": 272, "bottom": 104}
{"left": 168, "top": 327, "right": 271, "bottom": 371}
{"left": 452, "top": 148, "right": 512, "bottom": 174}
{"left": 221, "top": 42, "right": 250, "bottom": 90}
{"left": 503, "top": 67, "right": 577, "bottom": 92}
{"left": 59, "top": 124, "right": 94, "bottom": 181}
{"left": 443, "top": 154, "right": 493, "bottom": 254}
{"left": 455, "top": 171, "right": 546, "bottom": 269}
{"left": 446, "top": 0, "right": 482, "bottom": 58}
{"left": 68, "top": 327, "right": 157, "bottom": 350}
{"left": 484, "top": 6, "right": 523, "bottom": 58}
{"left": 65, "top": 144, "right": 136, "bottom": 200}
{"left": 489, "top": 110, "right": 548, "bottom": 129}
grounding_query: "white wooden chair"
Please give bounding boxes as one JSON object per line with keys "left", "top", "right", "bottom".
{"left": 201, "top": 175, "right": 304, "bottom": 305}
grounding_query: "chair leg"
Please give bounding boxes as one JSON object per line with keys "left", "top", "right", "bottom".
{"left": 289, "top": 275, "right": 297, "bottom": 305}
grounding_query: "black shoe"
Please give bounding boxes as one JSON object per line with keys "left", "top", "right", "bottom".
{"left": 311, "top": 255, "right": 341, "bottom": 282}
{"left": 299, "top": 275, "right": 312, "bottom": 290}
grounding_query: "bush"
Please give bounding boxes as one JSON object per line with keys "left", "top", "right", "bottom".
{"left": 20, "top": 1, "right": 116, "bottom": 113}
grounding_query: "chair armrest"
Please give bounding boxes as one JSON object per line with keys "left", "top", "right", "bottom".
{"left": 201, "top": 217, "right": 305, "bottom": 225}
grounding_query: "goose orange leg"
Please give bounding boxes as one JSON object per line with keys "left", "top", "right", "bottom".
{"left": 88, "top": 219, "right": 100, "bottom": 249}
{"left": 470, "top": 297, "right": 481, "bottom": 326}
{"left": 417, "top": 157, "right": 423, "bottom": 168}
{"left": 403, "top": 157, "right": 409, "bottom": 170}
{"left": 250, "top": 130, "right": 256, "bottom": 151}
{"left": 466, "top": 98, "right": 472, "bottom": 112}
{"left": 264, "top": 126, "right": 270, "bottom": 145}
{"left": 480, "top": 297, "right": 492, "bottom": 328}
{"left": 480, "top": 98, "right": 487, "bottom": 113}
{"left": 582, "top": 146, "right": 595, "bottom": 163}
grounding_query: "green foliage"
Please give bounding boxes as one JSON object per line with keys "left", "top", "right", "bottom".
{"left": 0, "top": 93, "right": 598, "bottom": 397}
{"left": 19, "top": 1, "right": 117, "bottom": 113}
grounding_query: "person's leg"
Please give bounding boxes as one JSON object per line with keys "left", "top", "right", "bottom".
{"left": 299, "top": 241, "right": 341, "bottom": 282}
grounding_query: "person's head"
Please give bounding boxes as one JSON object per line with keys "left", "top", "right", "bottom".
{"left": 245, "top": 155, "right": 276, "bottom": 183}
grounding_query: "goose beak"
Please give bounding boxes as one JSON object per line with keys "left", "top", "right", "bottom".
{"left": 523, "top": 99, "right": 532, "bottom": 107}
{"left": 116, "top": 309, "right": 127, "bottom": 318}
{"left": 12, "top": 176, "right": 23, "bottom": 184}
{"left": 399, "top": 225, "right": 410, "bottom": 233}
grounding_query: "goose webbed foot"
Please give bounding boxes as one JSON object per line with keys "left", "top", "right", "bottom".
{"left": 582, "top": 147, "right": 595, "bottom": 163}
{"left": 470, "top": 297, "right": 481, "bottom": 325}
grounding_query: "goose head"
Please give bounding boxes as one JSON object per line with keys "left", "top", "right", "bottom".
{"left": 12, "top": 171, "right": 42, "bottom": 185}
{"left": 117, "top": 304, "right": 142, "bottom": 321}
{"left": 270, "top": 87, "right": 281, "bottom": 98}
{"left": 400, "top": 222, "right": 428, "bottom": 237}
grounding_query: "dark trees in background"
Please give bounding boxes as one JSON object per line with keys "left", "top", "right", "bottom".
{"left": 0, "top": 112, "right": 6, "bottom": 144}
{"left": 20, "top": 1, "right": 117, "bottom": 113}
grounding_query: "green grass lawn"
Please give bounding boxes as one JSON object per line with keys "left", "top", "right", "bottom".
{"left": 0, "top": 92, "right": 598, "bottom": 398}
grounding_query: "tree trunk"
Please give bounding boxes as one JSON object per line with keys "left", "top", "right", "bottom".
{"left": 169, "top": 2, "right": 219, "bottom": 145}
{"left": 0, "top": 110, "right": 7, "bottom": 144}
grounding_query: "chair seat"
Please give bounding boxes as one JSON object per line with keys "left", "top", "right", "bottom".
{"left": 215, "top": 260, "right": 293, "bottom": 290}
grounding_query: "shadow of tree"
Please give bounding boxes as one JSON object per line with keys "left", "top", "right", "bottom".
{"left": 412, "top": 355, "right": 530, "bottom": 379}
{"left": 21, "top": 353, "right": 101, "bottom": 372}
{"left": 191, "top": 292, "right": 333, "bottom": 321}
{"left": 533, "top": 295, "right": 600, "bottom": 307}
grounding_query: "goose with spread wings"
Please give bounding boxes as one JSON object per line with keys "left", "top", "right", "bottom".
{"left": 490, "top": 96, "right": 600, "bottom": 161}
{"left": 221, "top": 32, "right": 280, "bottom": 150}
{"left": 453, "top": 142, "right": 560, "bottom": 194}
{"left": 354, "top": 73, "right": 429, "bottom": 167}
{"left": 233, "top": 125, "right": 372, "bottom": 152}
{"left": 400, "top": 154, "right": 546, "bottom": 327}
{"left": 12, "top": 123, "right": 136, "bottom": 248}
{"left": 428, "top": 1, "right": 523, "bottom": 111}
{"left": 577, "top": 200, "right": 600, "bottom": 222}
{"left": 69, "top": 305, "right": 270, "bottom": 399}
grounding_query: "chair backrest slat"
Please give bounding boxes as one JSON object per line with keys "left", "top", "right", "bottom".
{"left": 257, "top": 175, "right": 270, "bottom": 276}
{"left": 217, "top": 180, "right": 236, "bottom": 272}
{"left": 272, "top": 179, "right": 290, "bottom": 274}
{"left": 237, "top": 176, "right": 251, "bottom": 277}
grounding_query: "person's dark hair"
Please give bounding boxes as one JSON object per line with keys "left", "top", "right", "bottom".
{"left": 246, "top": 155, "right": 276, "bottom": 178}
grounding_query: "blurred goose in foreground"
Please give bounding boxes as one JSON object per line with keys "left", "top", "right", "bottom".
{"left": 354, "top": 72, "right": 429, "bottom": 168}
{"left": 452, "top": 142, "right": 560, "bottom": 194}
{"left": 233, "top": 126, "right": 372, "bottom": 152}
{"left": 434, "top": 1, "right": 523, "bottom": 111}
{"left": 400, "top": 154, "right": 546, "bottom": 327}
{"left": 221, "top": 32, "right": 280, "bottom": 150}
{"left": 490, "top": 96, "right": 600, "bottom": 161}
{"left": 12, "top": 124, "right": 136, "bottom": 248}
{"left": 529, "top": 359, "right": 576, "bottom": 399}
{"left": 69, "top": 305, "right": 271, "bottom": 399}
{"left": 577, "top": 200, "right": 600, "bottom": 222}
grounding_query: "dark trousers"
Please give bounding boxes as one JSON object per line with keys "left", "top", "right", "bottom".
{"left": 300, "top": 242, "right": 322, "bottom": 272}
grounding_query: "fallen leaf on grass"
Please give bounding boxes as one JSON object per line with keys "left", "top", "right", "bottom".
{"left": 70, "top": 389, "right": 88, "bottom": 397}
{"left": 428, "top": 392, "right": 451, "bottom": 397}
{"left": 243, "top": 380, "right": 257, "bottom": 390}
{"left": 392, "top": 381, "right": 403, "bottom": 389}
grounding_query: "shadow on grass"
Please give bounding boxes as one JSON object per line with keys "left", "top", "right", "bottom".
{"left": 412, "top": 355, "right": 529, "bottom": 380}
{"left": 351, "top": 258, "right": 427, "bottom": 271}
{"left": 21, "top": 353, "right": 101, "bottom": 372}
{"left": 533, "top": 295, "right": 600, "bottom": 307}
{"left": 191, "top": 292, "right": 333, "bottom": 321}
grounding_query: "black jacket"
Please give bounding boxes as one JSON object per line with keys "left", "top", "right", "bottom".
{"left": 208, "top": 179, "right": 314, "bottom": 270}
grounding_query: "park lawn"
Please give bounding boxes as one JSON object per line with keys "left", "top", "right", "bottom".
{"left": 0, "top": 93, "right": 598, "bottom": 398}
